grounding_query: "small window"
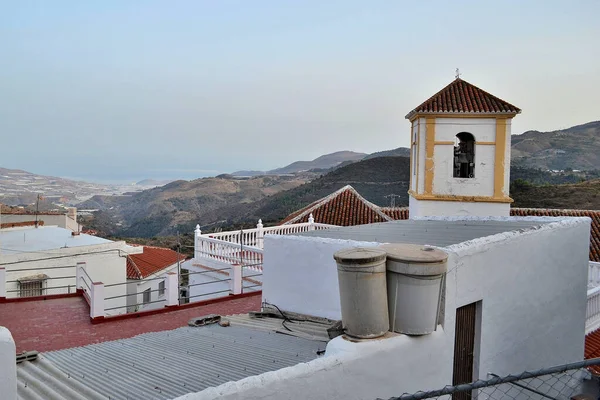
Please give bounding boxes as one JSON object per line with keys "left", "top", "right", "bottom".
{"left": 19, "top": 280, "right": 44, "bottom": 297}
{"left": 453, "top": 132, "right": 476, "bottom": 178}
{"left": 158, "top": 280, "right": 165, "bottom": 297}
{"left": 143, "top": 288, "right": 151, "bottom": 304}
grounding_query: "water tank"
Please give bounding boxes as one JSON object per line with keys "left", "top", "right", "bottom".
{"left": 333, "top": 247, "right": 389, "bottom": 339}
{"left": 380, "top": 243, "right": 448, "bottom": 335}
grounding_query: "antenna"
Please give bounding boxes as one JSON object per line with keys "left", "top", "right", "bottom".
{"left": 384, "top": 194, "right": 402, "bottom": 208}
{"left": 455, "top": 68, "right": 461, "bottom": 79}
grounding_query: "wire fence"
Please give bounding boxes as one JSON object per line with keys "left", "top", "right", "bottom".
{"left": 384, "top": 357, "right": 600, "bottom": 400}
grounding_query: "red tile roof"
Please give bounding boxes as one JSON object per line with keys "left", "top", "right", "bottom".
{"left": 0, "top": 295, "right": 261, "bottom": 353}
{"left": 585, "top": 329, "right": 600, "bottom": 375}
{"left": 280, "top": 186, "right": 600, "bottom": 262}
{"left": 281, "top": 185, "right": 394, "bottom": 226}
{"left": 380, "top": 207, "right": 409, "bottom": 221}
{"left": 405, "top": 78, "right": 521, "bottom": 119}
{"left": 510, "top": 208, "right": 600, "bottom": 263}
{"left": 127, "top": 246, "right": 186, "bottom": 279}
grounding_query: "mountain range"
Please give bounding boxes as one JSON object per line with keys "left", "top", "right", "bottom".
{"left": 233, "top": 121, "right": 600, "bottom": 176}
{"left": 3, "top": 121, "right": 600, "bottom": 239}
{"left": 231, "top": 151, "right": 368, "bottom": 176}
{"left": 511, "top": 121, "right": 600, "bottom": 170}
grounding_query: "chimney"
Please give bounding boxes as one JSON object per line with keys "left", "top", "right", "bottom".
{"left": 380, "top": 243, "right": 448, "bottom": 335}
{"left": 333, "top": 244, "right": 448, "bottom": 340}
{"left": 67, "top": 207, "right": 77, "bottom": 221}
{"left": 333, "top": 247, "right": 389, "bottom": 339}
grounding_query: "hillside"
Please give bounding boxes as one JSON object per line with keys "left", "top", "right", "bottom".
{"left": 244, "top": 156, "right": 411, "bottom": 224}
{"left": 82, "top": 174, "right": 309, "bottom": 237}
{"left": 0, "top": 167, "right": 162, "bottom": 207}
{"left": 231, "top": 151, "right": 367, "bottom": 176}
{"left": 82, "top": 154, "right": 600, "bottom": 238}
{"left": 511, "top": 179, "right": 600, "bottom": 210}
{"left": 268, "top": 151, "right": 367, "bottom": 175}
{"left": 363, "top": 147, "right": 410, "bottom": 160}
{"left": 511, "top": 121, "right": 600, "bottom": 170}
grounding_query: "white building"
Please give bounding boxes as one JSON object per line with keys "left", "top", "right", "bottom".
{"left": 406, "top": 77, "right": 521, "bottom": 217}
{"left": 0, "top": 225, "right": 142, "bottom": 316}
{"left": 0, "top": 207, "right": 80, "bottom": 232}
{"left": 125, "top": 246, "right": 184, "bottom": 312}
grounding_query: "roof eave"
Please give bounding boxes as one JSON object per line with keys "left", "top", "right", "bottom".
{"left": 406, "top": 110, "right": 521, "bottom": 122}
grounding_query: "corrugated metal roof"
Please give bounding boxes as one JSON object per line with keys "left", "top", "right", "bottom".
{"left": 225, "top": 313, "right": 331, "bottom": 342}
{"left": 298, "top": 219, "right": 551, "bottom": 247}
{"left": 17, "top": 355, "right": 107, "bottom": 400}
{"left": 18, "top": 316, "right": 329, "bottom": 400}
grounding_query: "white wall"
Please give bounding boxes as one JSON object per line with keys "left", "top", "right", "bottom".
{"left": 418, "top": 117, "right": 426, "bottom": 194}
{"left": 126, "top": 264, "right": 178, "bottom": 312}
{"left": 176, "top": 331, "right": 453, "bottom": 400}
{"left": 0, "top": 214, "right": 78, "bottom": 232}
{"left": 433, "top": 118, "right": 496, "bottom": 197}
{"left": 0, "top": 327, "right": 16, "bottom": 400}
{"left": 410, "top": 119, "right": 419, "bottom": 192}
{"left": 262, "top": 235, "right": 381, "bottom": 320}
{"left": 185, "top": 260, "right": 234, "bottom": 303}
{"left": 1, "top": 242, "right": 140, "bottom": 316}
{"left": 504, "top": 119, "right": 512, "bottom": 196}
{"left": 435, "top": 117, "right": 496, "bottom": 142}
{"left": 409, "top": 196, "right": 510, "bottom": 217}
{"left": 445, "top": 217, "right": 589, "bottom": 376}
{"left": 185, "top": 217, "right": 590, "bottom": 400}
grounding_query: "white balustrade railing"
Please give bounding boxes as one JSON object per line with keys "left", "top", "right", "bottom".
{"left": 208, "top": 229, "right": 260, "bottom": 247}
{"left": 196, "top": 214, "right": 338, "bottom": 250}
{"left": 589, "top": 262, "right": 600, "bottom": 289}
{"left": 587, "top": 285, "right": 600, "bottom": 334}
{"left": 195, "top": 235, "right": 264, "bottom": 269}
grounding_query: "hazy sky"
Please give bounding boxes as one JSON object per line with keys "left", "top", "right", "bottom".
{"left": 1, "top": 1, "right": 599, "bottom": 183}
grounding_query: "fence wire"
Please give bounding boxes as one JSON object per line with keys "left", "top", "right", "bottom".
{"left": 384, "top": 358, "right": 600, "bottom": 400}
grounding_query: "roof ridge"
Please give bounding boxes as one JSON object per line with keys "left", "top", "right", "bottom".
{"left": 283, "top": 185, "right": 354, "bottom": 225}
{"left": 406, "top": 77, "right": 520, "bottom": 119}
{"left": 457, "top": 78, "right": 520, "bottom": 112}
{"left": 284, "top": 185, "right": 394, "bottom": 225}
{"left": 343, "top": 186, "right": 395, "bottom": 222}
{"left": 126, "top": 255, "right": 143, "bottom": 280}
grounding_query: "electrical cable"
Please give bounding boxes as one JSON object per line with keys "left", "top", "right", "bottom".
{"left": 263, "top": 301, "right": 293, "bottom": 331}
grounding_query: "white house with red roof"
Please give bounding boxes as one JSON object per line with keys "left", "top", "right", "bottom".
{"left": 126, "top": 246, "right": 186, "bottom": 312}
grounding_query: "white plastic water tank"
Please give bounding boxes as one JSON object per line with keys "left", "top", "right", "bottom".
{"left": 333, "top": 247, "right": 389, "bottom": 339}
{"left": 380, "top": 243, "right": 448, "bottom": 335}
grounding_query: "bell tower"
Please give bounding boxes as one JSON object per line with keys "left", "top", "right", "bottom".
{"left": 406, "top": 76, "right": 521, "bottom": 217}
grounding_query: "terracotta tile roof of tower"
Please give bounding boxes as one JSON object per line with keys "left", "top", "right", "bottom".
{"left": 126, "top": 246, "right": 186, "bottom": 279}
{"left": 405, "top": 78, "right": 521, "bottom": 119}
{"left": 280, "top": 185, "right": 394, "bottom": 226}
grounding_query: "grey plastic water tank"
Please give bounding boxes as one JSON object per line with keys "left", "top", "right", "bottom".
{"left": 380, "top": 243, "right": 448, "bottom": 335}
{"left": 333, "top": 247, "right": 389, "bottom": 339}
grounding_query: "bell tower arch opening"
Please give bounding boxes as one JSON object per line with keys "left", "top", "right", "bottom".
{"left": 453, "top": 132, "right": 475, "bottom": 179}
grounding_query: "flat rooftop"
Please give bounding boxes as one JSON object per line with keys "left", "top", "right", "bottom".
{"left": 17, "top": 313, "right": 330, "bottom": 400}
{"left": 0, "top": 226, "right": 111, "bottom": 254}
{"left": 298, "top": 218, "right": 553, "bottom": 247}
{"left": 0, "top": 294, "right": 261, "bottom": 353}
